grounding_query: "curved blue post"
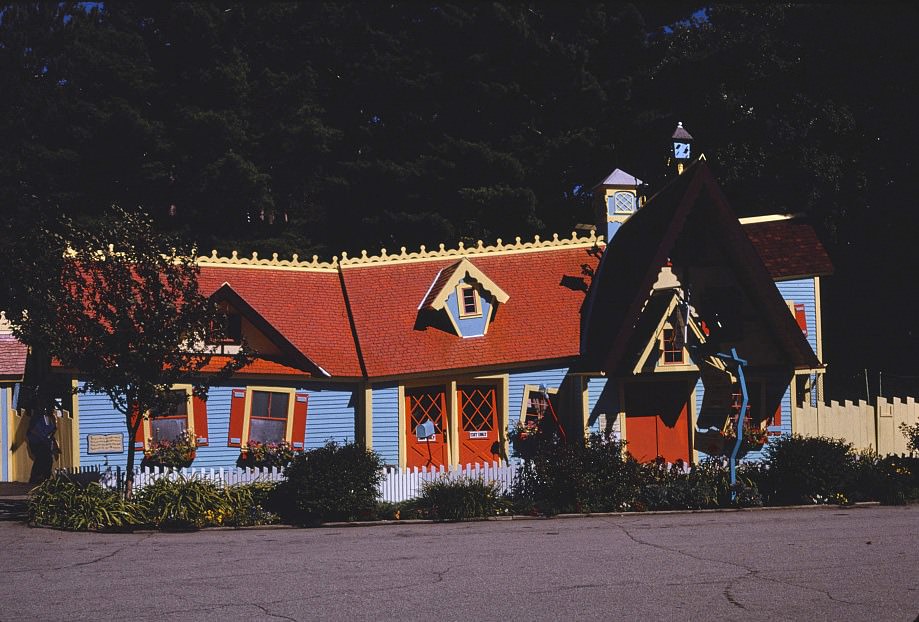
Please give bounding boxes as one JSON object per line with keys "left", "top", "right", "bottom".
{"left": 717, "top": 348, "right": 748, "bottom": 498}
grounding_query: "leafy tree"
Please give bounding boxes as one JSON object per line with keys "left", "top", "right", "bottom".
{"left": 10, "top": 207, "right": 249, "bottom": 496}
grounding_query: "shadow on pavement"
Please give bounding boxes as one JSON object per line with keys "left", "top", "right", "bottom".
{"left": 0, "top": 498, "right": 28, "bottom": 522}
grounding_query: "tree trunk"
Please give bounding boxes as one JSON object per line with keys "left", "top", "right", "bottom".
{"left": 124, "top": 399, "right": 141, "bottom": 499}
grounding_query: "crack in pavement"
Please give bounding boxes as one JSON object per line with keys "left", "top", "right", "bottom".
{"left": 605, "top": 518, "right": 866, "bottom": 608}
{"left": 57, "top": 532, "right": 155, "bottom": 571}
{"left": 252, "top": 602, "right": 299, "bottom": 621}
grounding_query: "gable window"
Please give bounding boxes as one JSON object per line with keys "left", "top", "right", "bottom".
{"left": 208, "top": 313, "right": 242, "bottom": 345}
{"left": 227, "top": 387, "right": 309, "bottom": 450}
{"left": 457, "top": 285, "right": 482, "bottom": 318}
{"left": 661, "top": 326, "right": 684, "bottom": 364}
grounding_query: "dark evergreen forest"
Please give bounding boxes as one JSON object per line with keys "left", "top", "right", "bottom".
{"left": 2, "top": 2, "right": 917, "bottom": 398}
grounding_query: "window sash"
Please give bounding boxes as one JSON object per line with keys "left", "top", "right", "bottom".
{"left": 251, "top": 391, "right": 289, "bottom": 420}
{"left": 150, "top": 417, "right": 187, "bottom": 443}
{"left": 662, "top": 327, "right": 684, "bottom": 364}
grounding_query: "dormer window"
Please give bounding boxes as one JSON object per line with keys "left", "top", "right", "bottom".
{"left": 417, "top": 258, "right": 509, "bottom": 338}
{"left": 457, "top": 285, "right": 482, "bottom": 318}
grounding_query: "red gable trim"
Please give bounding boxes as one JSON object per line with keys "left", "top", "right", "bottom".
{"left": 198, "top": 355, "right": 313, "bottom": 377}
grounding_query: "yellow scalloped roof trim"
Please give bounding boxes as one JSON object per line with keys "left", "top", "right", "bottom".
{"left": 197, "top": 230, "right": 604, "bottom": 272}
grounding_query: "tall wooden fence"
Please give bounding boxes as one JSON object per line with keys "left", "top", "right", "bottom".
{"left": 796, "top": 397, "right": 919, "bottom": 455}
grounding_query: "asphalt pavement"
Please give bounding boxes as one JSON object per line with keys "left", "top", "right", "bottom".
{"left": 0, "top": 504, "right": 916, "bottom": 621}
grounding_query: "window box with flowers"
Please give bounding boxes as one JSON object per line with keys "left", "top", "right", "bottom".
{"left": 726, "top": 420, "right": 769, "bottom": 457}
{"left": 141, "top": 430, "right": 197, "bottom": 470}
{"left": 237, "top": 440, "right": 295, "bottom": 469}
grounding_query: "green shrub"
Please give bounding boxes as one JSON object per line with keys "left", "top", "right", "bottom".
{"left": 637, "top": 459, "right": 740, "bottom": 510}
{"left": 849, "top": 452, "right": 919, "bottom": 505}
{"left": 759, "top": 435, "right": 858, "bottom": 505}
{"left": 135, "top": 475, "right": 230, "bottom": 529}
{"left": 29, "top": 477, "right": 142, "bottom": 531}
{"left": 417, "top": 477, "right": 505, "bottom": 521}
{"left": 513, "top": 433, "right": 644, "bottom": 515}
{"left": 273, "top": 441, "right": 384, "bottom": 525}
{"left": 222, "top": 482, "right": 281, "bottom": 526}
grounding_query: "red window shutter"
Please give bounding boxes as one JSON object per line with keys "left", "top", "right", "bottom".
{"left": 794, "top": 303, "right": 807, "bottom": 336}
{"left": 131, "top": 404, "right": 145, "bottom": 451}
{"left": 772, "top": 403, "right": 782, "bottom": 427}
{"left": 291, "top": 392, "right": 309, "bottom": 450}
{"left": 227, "top": 389, "right": 247, "bottom": 447}
{"left": 193, "top": 395, "right": 209, "bottom": 446}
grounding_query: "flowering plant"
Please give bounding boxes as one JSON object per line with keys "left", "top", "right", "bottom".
{"left": 238, "top": 440, "right": 294, "bottom": 468}
{"left": 721, "top": 419, "right": 769, "bottom": 456}
{"left": 142, "top": 430, "right": 196, "bottom": 468}
{"left": 509, "top": 420, "right": 546, "bottom": 460}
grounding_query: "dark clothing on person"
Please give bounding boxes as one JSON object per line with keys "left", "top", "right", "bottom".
{"left": 27, "top": 412, "right": 58, "bottom": 484}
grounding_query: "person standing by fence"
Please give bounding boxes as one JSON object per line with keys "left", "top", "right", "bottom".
{"left": 27, "top": 407, "right": 59, "bottom": 484}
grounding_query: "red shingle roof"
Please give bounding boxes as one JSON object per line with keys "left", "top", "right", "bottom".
{"left": 0, "top": 335, "right": 27, "bottom": 379}
{"left": 197, "top": 267, "right": 362, "bottom": 377}
{"left": 199, "top": 355, "right": 313, "bottom": 377}
{"left": 743, "top": 219, "right": 833, "bottom": 280}
{"left": 342, "top": 247, "right": 599, "bottom": 378}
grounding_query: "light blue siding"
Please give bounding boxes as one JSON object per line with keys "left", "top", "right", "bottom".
{"left": 775, "top": 277, "right": 818, "bottom": 435}
{"left": 586, "top": 377, "right": 619, "bottom": 432}
{"left": 776, "top": 278, "right": 817, "bottom": 355}
{"left": 191, "top": 386, "right": 238, "bottom": 469}
{"left": 304, "top": 388, "right": 355, "bottom": 449}
{"left": 694, "top": 377, "right": 705, "bottom": 427}
{"left": 371, "top": 385, "right": 399, "bottom": 465}
{"left": 77, "top": 382, "right": 357, "bottom": 470}
{"left": 77, "top": 389, "right": 130, "bottom": 470}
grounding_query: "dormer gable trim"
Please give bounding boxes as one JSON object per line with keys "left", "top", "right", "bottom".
{"left": 418, "top": 258, "right": 510, "bottom": 312}
{"left": 632, "top": 292, "right": 706, "bottom": 375}
{"left": 209, "top": 283, "right": 329, "bottom": 378}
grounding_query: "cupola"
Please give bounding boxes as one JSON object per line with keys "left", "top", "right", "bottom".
{"left": 592, "top": 168, "right": 644, "bottom": 242}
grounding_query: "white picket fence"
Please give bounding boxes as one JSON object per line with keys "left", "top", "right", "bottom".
{"left": 130, "top": 465, "right": 287, "bottom": 490}
{"left": 378, "top": 461, "right": 518, "bottom": 503}
{"left": 122, "top": 461, "right": 519, "bottom": 503}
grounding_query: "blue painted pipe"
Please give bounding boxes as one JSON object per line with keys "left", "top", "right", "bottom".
{"left": 716, "top": 348, "right": 748, "bottom": 498}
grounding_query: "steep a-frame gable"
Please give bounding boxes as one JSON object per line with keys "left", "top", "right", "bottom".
{"left": 581, "top": 159, "right": 822, "bottom": 375}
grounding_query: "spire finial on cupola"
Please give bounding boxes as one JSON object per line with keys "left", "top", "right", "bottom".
{"left": 671, "top": 121, "right": 694, "bottom": 175}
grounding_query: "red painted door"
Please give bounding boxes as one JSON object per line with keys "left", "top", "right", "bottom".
{"left": 405, "top": 387, "right": 448, "bottom": 469}
{"left": 457, "top": 385, "right": 500, "bottom": 465}
{"left": 625, "top": 382, "right": 691, "bottom": 463}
